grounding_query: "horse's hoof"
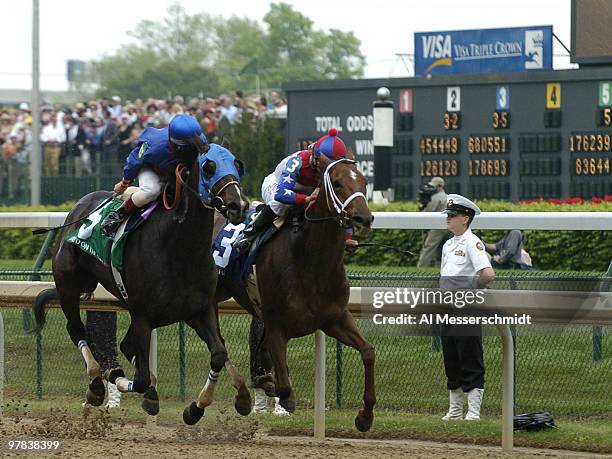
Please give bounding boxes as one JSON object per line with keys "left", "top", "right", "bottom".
{"left": 234, "top": 385, "right": 252, "bottom": 416}
{"left": 183, "top": 401, "right": 205, "bottom": 425}
{"left": 104, "top": 367, "right": 125, "bottom": 384}
{"left": 86, "top": 376, "right": 105, "bottom": 407}
{"left": 141, "top": 386, "right": 160, "bottom": 416}
{"left": 279, "top": 398, "right": 295, "bottom": 413}
{"left": 354, "top": 409, "right": 373, "bottom": 432}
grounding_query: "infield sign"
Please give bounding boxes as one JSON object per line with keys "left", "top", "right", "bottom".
{"left": 415, "top": 26, "right": 553, "bottom": 76}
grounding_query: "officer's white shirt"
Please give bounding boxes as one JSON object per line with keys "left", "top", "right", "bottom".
{"left": 441, "top": 228, "right": 491, "bottom": 277}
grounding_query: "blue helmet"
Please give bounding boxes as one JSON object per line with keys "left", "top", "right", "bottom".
{"left": 169, "top": 114, "right": 205, "bottom": 146}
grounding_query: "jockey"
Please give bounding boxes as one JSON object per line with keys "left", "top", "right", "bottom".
{"left": 234, "top": 128, "right": 355, "bottom": 253}
{"left": 101, "top": 114, "right": 206, "bottom": 237}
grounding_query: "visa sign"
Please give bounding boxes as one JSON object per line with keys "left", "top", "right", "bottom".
{"left": 415, "top": 26, "right": 552, "bottom": 76}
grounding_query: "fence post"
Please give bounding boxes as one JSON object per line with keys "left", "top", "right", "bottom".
{"left": 314, "top": 330, "right": 326, "bottom": 440}
{"left": 36, "top": 332, "right": 43, "bottom": 399}
{"left": 595, "top": 261, "right": 612, "bottom": 361}
{"left": 179, "top": 321, "right": 186, "bottom": 401}
{"left": 23, "top": 230, "right": 56, "bottom": 332}
{"left": 0, "top": 311, "right": 4, "bottom": 417}
{"left": 335, "top": 340, "right": 342, "bottom": 408}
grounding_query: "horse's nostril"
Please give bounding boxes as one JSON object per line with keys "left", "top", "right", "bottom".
{"left": 352, "top": 214, "right": 373, "bottom": 228}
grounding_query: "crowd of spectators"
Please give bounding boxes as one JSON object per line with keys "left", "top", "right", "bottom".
{"left": 0, "top": 91, "right": 287, "bottom": 199}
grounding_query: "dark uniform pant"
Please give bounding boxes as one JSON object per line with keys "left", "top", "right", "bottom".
{"left": 441, "top": 323, "right": 485, "bottom": 392}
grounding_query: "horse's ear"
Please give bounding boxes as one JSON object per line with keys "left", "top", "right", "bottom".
{"left": 221, "top": 136, "right": 231, "bottom": 148}
{"left": 316, "top": 152, "right": 332, "bottom": 172}
{"left": 234, "top": 159, "right": 245, "bottom": 178}
{"left": 344, "top": 148, "right": 355, "bottom": 160}
{"left": 202, "top": 160, "right": 216, "bottom": 179}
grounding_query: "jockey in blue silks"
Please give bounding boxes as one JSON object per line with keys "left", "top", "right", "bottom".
{"left": 101, "top": 114, "right": 206, "bottom": 236}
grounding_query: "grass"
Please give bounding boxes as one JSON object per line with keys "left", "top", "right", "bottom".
{"left": 2, "top": 395, "right": 611, "bottom": 454}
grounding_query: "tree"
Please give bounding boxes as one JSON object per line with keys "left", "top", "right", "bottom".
{"left": 91, "top": 2, "right": 366, "bottom": 98}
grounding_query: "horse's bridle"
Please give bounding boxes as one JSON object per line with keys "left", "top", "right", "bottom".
{"left": 164, "top": 163, "right": 243, "bottom": 218}
{"left": 304, "top": 158, "right": 367, "bottom": 226}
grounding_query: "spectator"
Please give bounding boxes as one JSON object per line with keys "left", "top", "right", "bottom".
{"left": 102, "top": 110, "right": 120, "bottom": 174}
{"left": 117, "top": 114, "right": 134, "bottom": 164}
{"left": 268, "top": 97, "right": 287, "bottom": 119}
{"left": 417, "top": 177, "right": 450, "bottom": 268}
{"left": 40, "top": 112, "right": 65, "bottom": 176}
{"left": 1, "top": 133, "right": 19, "bottom": 198}
{"left": 63, "top": 116, "right": 86, "bottom": 177}
{"left": 484, "top": 228, "right": 533, "bottom": 270}
{"left": 110, "top": 96, "right": 122, "bottom": 119}
{"left": 218, "top": 95, "right": 238, "bottom": 125}
{"left": 155, "top": 100, "right": 172, "bottom": 127}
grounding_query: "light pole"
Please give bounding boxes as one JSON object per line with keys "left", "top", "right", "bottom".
{"left": 30, "top": 0, "right": 41, "bottom": 205}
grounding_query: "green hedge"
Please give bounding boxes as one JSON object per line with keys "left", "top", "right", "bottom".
{"left": 1, "top": 200, "right": 611, "bottom": 272}
{"left": 347, "top": 200, "right": 612, "bottom": 272}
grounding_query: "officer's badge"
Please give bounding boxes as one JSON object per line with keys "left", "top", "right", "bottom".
{"left": 454, "top": 250, "right": 465, "bottom": 257}
{"left": 447, "top": 199, "right": 454, "bottom": 208}
{"left": 138, "top": 142, "right": 149, "bottom": 160}
{"left": 476, "top": 242, "right": 484, "bottom": 251}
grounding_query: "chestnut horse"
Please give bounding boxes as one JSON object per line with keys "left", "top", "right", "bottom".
{"left": 213, "top": 153, "right": 376, "bottom": 432}
{"left": 32, "top": 140, "right": 253, "bottom": 421}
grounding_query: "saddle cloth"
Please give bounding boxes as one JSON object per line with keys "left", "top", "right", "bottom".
{"left": 212, "top": 207, "right": 283, "bottom": 286}
{"left": 65, "top": 194, "right": 157, "bottom": 272}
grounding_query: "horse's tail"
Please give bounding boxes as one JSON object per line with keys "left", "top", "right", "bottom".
{"left": 30, "top": 288, "right": 58, "bottom": 334}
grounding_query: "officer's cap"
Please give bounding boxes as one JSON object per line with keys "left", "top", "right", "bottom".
{"left": 442, "top": 194, "right": 481, "bottom": 217}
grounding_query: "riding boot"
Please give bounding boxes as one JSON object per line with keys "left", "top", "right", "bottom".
{"left": 441, "top": 388, "right": 465, "bottom": 421}
{"left": 253, "top": 388, "right": 268, "bottom": 414}
{"left": 233, "top": 205, "right": 277, "bottom": 254}
{"left": 101, "top": 197, "right": 137, "bottom": 237}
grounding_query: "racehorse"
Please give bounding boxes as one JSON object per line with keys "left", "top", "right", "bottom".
{"left": 211, "top": 152, "right": 376, "bottom": 432}
{"left": 32, "top": 137, "right": 253, "bottom": 420}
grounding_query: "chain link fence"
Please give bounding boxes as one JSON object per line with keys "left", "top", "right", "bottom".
{"left": 0, "top": 269, "right": 610, "bottom": 419}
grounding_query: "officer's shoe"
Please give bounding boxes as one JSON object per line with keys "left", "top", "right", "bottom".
{"left": 442, "top": 388, "right": 465, "bottom": 421}
{"left": 464, "top": 388, "right": 484, "bottom": 421}
{"left": 272, "top": 397, "right": 291, "bottom": 416}
{"left": 101, "top": 207, "right": 129, "bottom": 238}
{"left": 252, "top": 388, "right": 268, "bottom": 414}
{"left": 233, "top": 205, "right": 277, "bottom": 254}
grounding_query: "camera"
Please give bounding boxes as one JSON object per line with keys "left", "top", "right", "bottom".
{"left": 417, "top": 183, "right": 437, "bottom": 211}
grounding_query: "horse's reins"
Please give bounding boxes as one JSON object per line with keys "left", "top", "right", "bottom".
{"left": 304, "top": 158, "right": 367, "bottom": 226}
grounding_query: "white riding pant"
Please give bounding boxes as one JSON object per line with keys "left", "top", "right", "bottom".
{"left": 261, "top": 175, "right": 289, "bottom": 216}
{"left": 130, "top": 169, "right": 162, "bottom": 207}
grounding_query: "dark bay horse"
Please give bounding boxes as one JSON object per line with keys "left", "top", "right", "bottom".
{"left": 32, "top": 140, "right": 253, "bottom": 419}
{"left": 212, "top": 153, "right": 376, "bottom": 432}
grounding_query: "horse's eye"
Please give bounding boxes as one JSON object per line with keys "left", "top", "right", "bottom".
{"left": 333, "top": 180, "right": 342, "bottom": 188}
{"left": 203, "top": 160, "right": 216, "bottom": 179}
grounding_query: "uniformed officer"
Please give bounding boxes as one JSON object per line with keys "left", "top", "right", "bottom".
{"left": 439, "top": 194, "right": 495, "bottom": 421}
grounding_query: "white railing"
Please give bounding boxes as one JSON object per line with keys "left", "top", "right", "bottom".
{"left": 0, "top": 211, "right": 611, "bottom": 452}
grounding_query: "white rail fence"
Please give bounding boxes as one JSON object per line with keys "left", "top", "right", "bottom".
{"left": 0, "top": 211, "right": 611, "bottom": 452}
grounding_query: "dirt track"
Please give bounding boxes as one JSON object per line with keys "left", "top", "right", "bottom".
{"left": 0, "top": 412, "right": 607, "bottom": 458}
